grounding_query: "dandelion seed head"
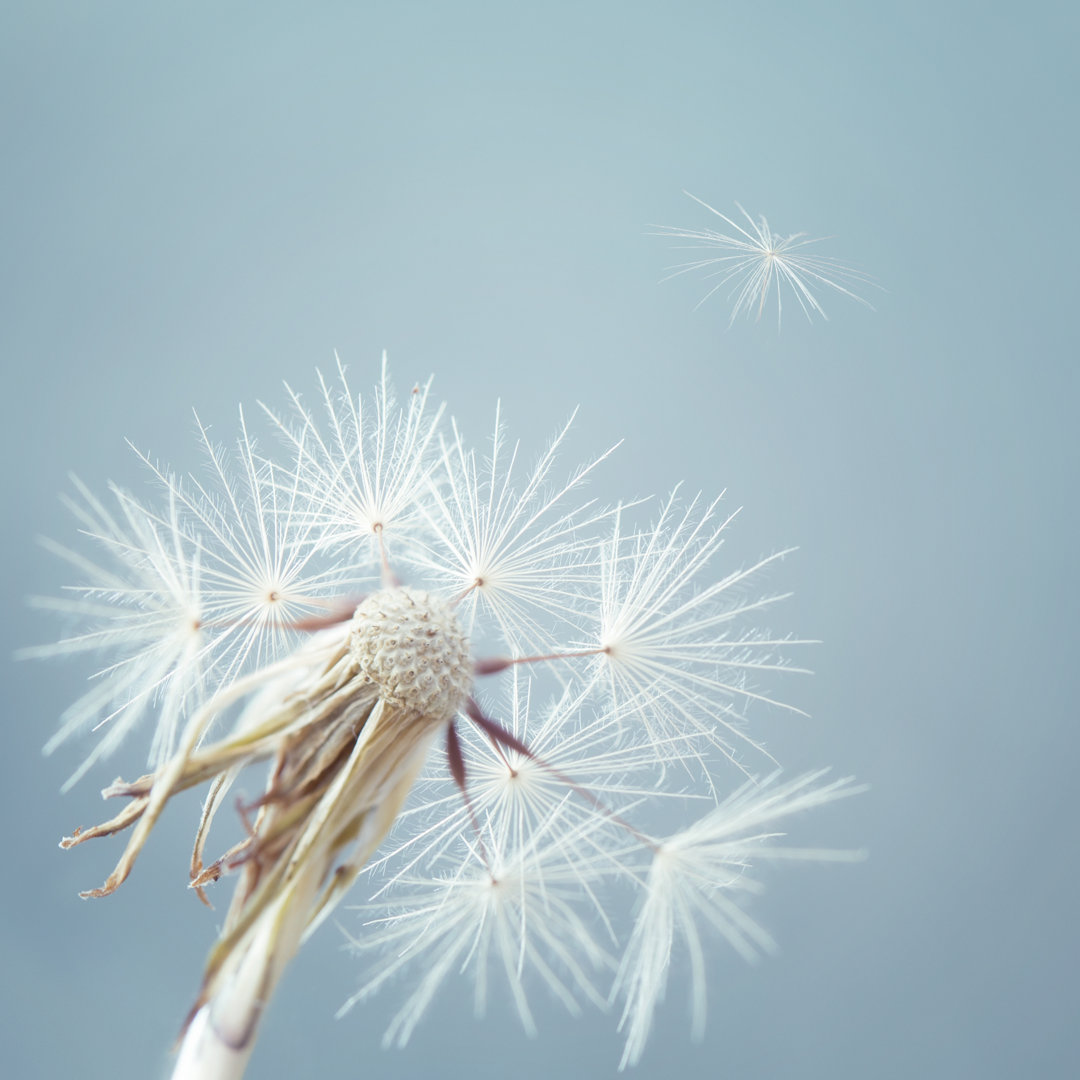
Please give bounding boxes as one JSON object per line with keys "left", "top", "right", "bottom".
{"left": 34, "top": 356, "right": 863, "bottom": 1071}
{"left": 348, "top": 587, "right": 471, "bottom": 722}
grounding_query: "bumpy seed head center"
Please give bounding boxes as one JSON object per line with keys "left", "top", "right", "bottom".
{"left": 347, "top": 587, "right": 472, "bottom": 721}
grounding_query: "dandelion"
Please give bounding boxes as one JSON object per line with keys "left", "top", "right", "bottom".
{"left": 590, "top": 491, "right": 811, "bottom": 772}
{"left": 25, "top": 479, "right": 206, "bottom": 789}
{"left": 611, "top": 770, "right": 865, "bottom": 1068}
{"left": 33, "top": 355, "right": 862, "bottom": 1077}
{"left": 262, "top": 353, "right": 444, "bottom": 561}
{"left": 343, "top": 815, "right": 617, "bottom": 1047}
{"left": 654, "top": 191, "right": 876, "bottom": 328}
{"left": 411, "top": 408, "right": 619, "bottom": 654}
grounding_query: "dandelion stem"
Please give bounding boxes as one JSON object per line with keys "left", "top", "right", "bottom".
{"left": 171, "top": 1001, "right": 255, "bottom": 1080}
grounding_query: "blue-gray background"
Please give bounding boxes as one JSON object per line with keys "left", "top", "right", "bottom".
{"left": 2, "top": 2, "right": 1076, "bottom": 1078}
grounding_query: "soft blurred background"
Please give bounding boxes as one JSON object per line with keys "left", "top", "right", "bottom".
{"left": 2, "top": 2, "right": 1076, "bottom": 1078}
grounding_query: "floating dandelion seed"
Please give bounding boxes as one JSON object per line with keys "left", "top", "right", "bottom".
{"left": 32, "top": 353, "right": 862, "bottom": 1077}
{"left": 654, "top": 191, "right": 876, "bottom": 329}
